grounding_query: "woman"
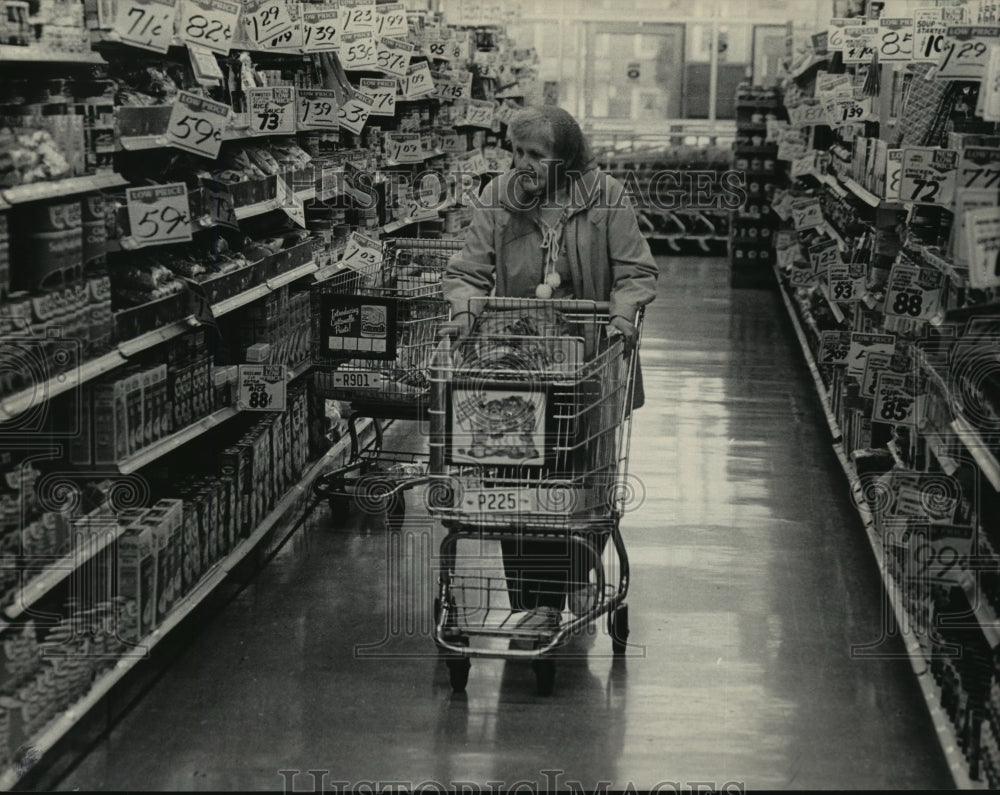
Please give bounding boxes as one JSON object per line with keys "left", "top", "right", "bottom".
{"left": 442, "top": 105, "right": 658, "bottom": 629}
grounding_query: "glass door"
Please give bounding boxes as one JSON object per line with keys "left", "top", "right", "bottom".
{"left": 584, "top": 22, "right": 686, "bottom": 122}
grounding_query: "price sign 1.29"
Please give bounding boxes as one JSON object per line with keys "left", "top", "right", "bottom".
{"left": 166, "top": 91, "right": 230, "bottom": 159}
{"left": 126, "top": 183, "right": 193, "bottom": 248}
{"left": 242, "top": 0, "right": 294, "bottom": 45}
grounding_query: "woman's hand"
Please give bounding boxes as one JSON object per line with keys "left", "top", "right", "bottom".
{"left": 608, "top": 315, "right": 637, "bottom": 354}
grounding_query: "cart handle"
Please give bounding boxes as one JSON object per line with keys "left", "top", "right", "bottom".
{"left": 470, "top": 298, "right": 612, "bottom": 314}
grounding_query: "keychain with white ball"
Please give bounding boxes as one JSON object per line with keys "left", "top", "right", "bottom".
{"left": 537, "top": 215, "right": 566, "bottom": 299}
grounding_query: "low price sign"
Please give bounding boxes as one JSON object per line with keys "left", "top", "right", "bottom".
{"left": 297, "top": 89, "right": 338, "bottom": 130}
{"left": 338, "top": 90, "right": 373, "bottom": 135}
{"left": 901, "top": 147, "right": 959, "bottom": 205}
{"left": 237, "top": 364, "right": 287, "bottom": 411}
{"left": 376, "top": 36, "right": 413, "bottom": 78}
{"left": 938, "top": 26, "right": 1000, "bottom": 80}
{"left": 847, "top": 332, "right": 896, "bottom": 378}
{"left": 302, "top": 8, "right": 340, "bottom": 52}
{"left": 873, "top": 372, "right": 917, "bottom": 425}
{"left": 885, "top": 259, "right": 945, "bottom": 321}
{"left": 819, "top": 330, "right": 852, "bottom": 366}
{"left": 179, "top": 0, "right": 240, "bottom": 55}
{"left": 791, "top": 198, "right": 823, "bottom": 231}
{"left": 126, "top": 183, "right": 192, "bottom": 248}
{"left": 360, "top": 78, "right": 397, "bottom": 117}
{"left": 166, "top": 91, "right": 230, "bottom": 159}
{"left": 959, "top": 147, "right": 1000, "bottom": 189}
{"left": 249, "top": 87, "right": 296, "bottom": 135}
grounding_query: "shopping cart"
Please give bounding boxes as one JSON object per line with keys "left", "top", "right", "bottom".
{"left": 310, "top": 237, "right": 461, "bottom": 525}
{"left": 425, "top": 297, "right": 643, "bottom": 695}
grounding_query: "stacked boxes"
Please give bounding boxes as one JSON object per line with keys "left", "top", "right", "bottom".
{"left": 115, "top": 517, "right": 156, "bottom": 646}
{"left": 145, "top": 499, "right": 183, "bottom": 625}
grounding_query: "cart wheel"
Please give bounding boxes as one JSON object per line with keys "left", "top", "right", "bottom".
{"left": 447, "top": 658, "right": 471, "bottom": 693}
{"left": 532, "top": 659, "right": 555, "bottom": 696}
{"left": 609, "top": 604, "right": 629, "bottom": 655}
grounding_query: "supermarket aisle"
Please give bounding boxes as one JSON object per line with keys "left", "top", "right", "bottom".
{"left": 58, "top": 257, "right": 952, "bottom": 791}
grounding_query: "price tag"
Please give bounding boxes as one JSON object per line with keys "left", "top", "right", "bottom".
{"left": 203, "top": 178, "right": 238, "bottom": 229}
{"left": 340, "top": 0, "right": 375, "bottom": 33}
{"left": 808, "top": 238, "right": 840, "bottom": 274}
{"left": 360, "top": 78, "right": 397, "bottom": 117}
{"left": 828, "top": 18, "right": 852, "bottom": 52}
{"left": 914, "top": 8, "right": 949, "bottom": 63}
{"left": 338, "top": 90, "right": 373, "bottom": 135}
{"left": 463, "top": 99, "right": 496, "bottom": 128}
{"left": 403, "top": 61, "right": 435, "bottom": 98}
{"left": 483, "top": 144, "right": 510, "bottom": 172}
{"left": 179, "top": 0, "right": 240, "bottom": 54}
{"left": 965, "top": 205, "right": 1000, "bottom": 288}
{"left": 791, "top": 198, "right": 823, "bottom": 231}
{"left": 249, "top": 87, "right": 296, "bottom": 135}
{"left": 790, "top": 152, "right": 816, "bottom": 179}
{"left": 877, "top": 17, "right": 914, "bottom": 61}
{"left": 297, "top": 88, "right": 338, "bottom": 130}
{"left": 126, "top": 183, "right": 192, "bottom": 248}
{"left": 400, "top": 188, "right": 440, "bottom": 222}
{"left": 434, "top": 70, "right": 473, "bottom": 101}
{"left": 495, "top": 101, "right": 519, "bottom": 125}
{"left": 262, "top": 1, "right": 303, "bottom": 50}
{"left": 376, "top": 36, "right": 414, "bottom": 78}
{"left": 385, "top": 132, "right": 423, "bottom": 164}
{"left": 787, "top": 102, "right": 827, "bottom": 127}
{"left": 874, "top": 372, "right": 916, "bottom": 425}
{"left": 426, "top": 36, "right": 468, "bottom": 61}
{"left": 166, "top": 91, "right": 230, "bottom": 159}
{"left": 112, "top": 0, "right": 178, "bottom": 53}
{"left": 816, "top": 71, "right": 854, "bottom": 102}
{"left": 861, "top": 351, "right": 892, "bottom": 398}
{"left": 901, "top": 147, "right": 958, "bottom": 205}
{"left": 237, "top": 364, "right": 287, "bottom": 411}
{"left": 454, "top": 148, "right": 488, "bottom": 175}
{"left": 885, "top": 148, "right": 903, "bottom": 200}
{"left": 828, "top": 260, "right": 867, "bottom": 303}
{"left": 958, "top": 147, "right": 1000, "bottom": 189}
{"left": 937, "top": 26, "right": 1000, "bottom": 79}
{"left": 847, "top": 332, "right": 896, "bottom": 378}
{"left": 789, "top": 261, "right": 814, "bottom": 287}
{"left": 242, "top": 0, "right": 294, "bottom": 45}
{"left": 842, "top": 25, "right": 878, "bottom": 63}
{"left": 341, "top": 232, "right": 383, "bottom": 273}
{"left": 188, "top": 43, "right": 225, "bottom": 85}
{"left": 819, "top": 330, "right": 852, "bottom": 366}
{"left": 885, "top": 259, "right": 945, "bottom": 320}
{"left": 341, "top": 31, "right": 377, "bottom": 68}
{"left": 831, "top": 97, "right": 875, "bottom": 125}
{"left": 302, "top": 7, "right": 340, "bottom": 52}
{"left": 182, "top": 276, "right": 216, "bottom": 328}
{"left": 276, "top": 177, "right": 306, "bottom": 228}
{"left": 374, "top": 2, "right": 407, "bottom": 37}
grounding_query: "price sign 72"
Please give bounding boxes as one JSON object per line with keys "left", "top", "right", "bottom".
{"left": 126, "top": 183, "right": 193, "bottom": 248}
{"left": 901, "top": 147, "right": 958, "bottom": 205}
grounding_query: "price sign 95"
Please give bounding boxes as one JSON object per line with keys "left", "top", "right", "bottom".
{"left": 179, "top": 0, "right": 239, "bottom": 54}
{"left": 113, "top": 0, "right": 178, "bottom": 53}
{"left": 166, "top": 91, "right": 230, "bottom": 159}
{"left": 126, "top": 183, "right": 192, "bottom": 248}
{"left": 298, "top": 89, "right": 338, "bottom": 130}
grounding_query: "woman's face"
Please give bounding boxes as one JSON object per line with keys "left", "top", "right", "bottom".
{"left": 511, "top": 131, "right": 556, "bottom": 196}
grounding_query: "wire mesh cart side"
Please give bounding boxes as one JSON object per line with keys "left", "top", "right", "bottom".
{"left": 426, "top": 298, "right": 644, "bottom": 695}
{"left": 309, "top": 237, "right": 463, "bottom": 525}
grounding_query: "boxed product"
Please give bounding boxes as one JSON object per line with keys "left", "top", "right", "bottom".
{"left": 179, "top": 498, "right": 202, "bottom": 595}
{"left": 218, "top": 445, "right": 252, "bottom": 538}
{"left": 125, "top": 367, "right": 145, "bottom": 457}
{"left": 92, "top": 375, "right": 129, "bottom": 464}
{"left": 146, "top": 499, "right": 183, "bottom": 624}
{"left": 116, "top": 519, "right": 157, "bottom": 645}
{"left": 0, "top": 623, "right": 40, "bottom": 698}
{"left": 179, "top": 484, "right": 213, "bottom": 572}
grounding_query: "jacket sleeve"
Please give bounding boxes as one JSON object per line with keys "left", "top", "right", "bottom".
{"left": 604, "top": 176, "right": 659, "bottom": 323}
{"left": 442, "top": 180, "right": 500, "bottom": 319}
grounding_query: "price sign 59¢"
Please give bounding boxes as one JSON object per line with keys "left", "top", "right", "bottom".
{"left": 126, "top": 183, "right": 193, "bottom": 248}
{"left": 167, "top": 91, "right": 230, "bottom": 159}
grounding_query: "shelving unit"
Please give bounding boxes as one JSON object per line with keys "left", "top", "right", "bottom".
{"left": 1, "top": 173, "right": 127, "bottom": 206}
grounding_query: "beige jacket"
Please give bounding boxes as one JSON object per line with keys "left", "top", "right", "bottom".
{"left": 442, "top": 167, "right": 658, "bottom": 407}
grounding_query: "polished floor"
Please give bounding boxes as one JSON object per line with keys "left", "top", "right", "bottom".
{"left": 58, "top": 257, "right": 953, "bottom": 791}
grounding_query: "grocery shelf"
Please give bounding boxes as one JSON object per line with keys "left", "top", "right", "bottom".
{"left": 265, "top": 261, "right": 318, "bottom": 291}
{"left": 120, "top": 128, "right": 305, "bottom": 153}
{"left": 234, "top": 188, "right": 315, "bottom": 221}
{"left": 116, "top": 319, "right": 196, "bottom": 359}
{"left": 1, "top": 173, "right": 127, "bottom": 206}
{"left": 779, "top": 256, "right": 980, "bottom": 787}
{"left": 774, "top": 266, "right": 843, "bottom": 441}
{"left": 0, "top": 46, "right": 105, "bottom": 64}
{"left": 3, "top": 515, "right": 125, "bottom": 624}
{"left": 212, "top": 260, "right": 317, "bottom": 317}
{"left": 0, "top": 419, "right": 373, "bottom": 792}
{"left": 117, "top": 408, "right": 239, "bottom": 475}
{"left": 958, "top": 573, "right": 1000, "bottom": 650}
